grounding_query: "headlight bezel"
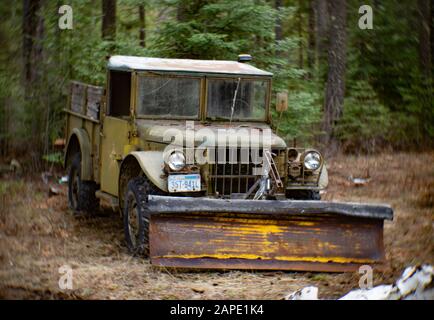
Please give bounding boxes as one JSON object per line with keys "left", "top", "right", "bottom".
{"left": 302, "top": 150, "right": 322, "bottom": 171}
{"left": 167, "top": 150, "right": 186, "bottom": 171}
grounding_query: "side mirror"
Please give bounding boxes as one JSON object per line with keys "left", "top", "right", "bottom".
{"left": 276, "top": 91, "right": 288, "bottom": 113}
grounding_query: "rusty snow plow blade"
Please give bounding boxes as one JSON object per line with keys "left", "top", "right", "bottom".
{"left": 147, "top": 196, "right": 393, "bottom": 272}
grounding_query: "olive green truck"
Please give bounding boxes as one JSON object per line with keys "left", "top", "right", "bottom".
{"left": 64, "top": 55, "right": 393, "bottom": 272}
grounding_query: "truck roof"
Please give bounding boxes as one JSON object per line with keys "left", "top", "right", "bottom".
{"left": 107, "top": 55, "right": 273, "bottom": 76}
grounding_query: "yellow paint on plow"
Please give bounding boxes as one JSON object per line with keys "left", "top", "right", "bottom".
{"left": 156, "top": 253, "right": 375, "bottom": 264}
{"left": 189, "top": 216, "right": 318, "bottom": 232}
{"left": 295, "top": 221, "right": 315, "bottom": 226}
{"left": 191, "top": 221, "right": 286, "bottom": 235}
{"left": 188, "top": 218, "right": 322, "bottom": 251}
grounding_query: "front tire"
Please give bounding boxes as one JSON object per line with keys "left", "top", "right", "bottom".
{"left": 123, "top": 176, "right": 157, "bottom": 256}
{"left": 68, "top": 153, "right": 99, "bottom": 214}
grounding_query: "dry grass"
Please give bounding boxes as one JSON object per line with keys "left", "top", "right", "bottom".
{"left": 0, "top": 152, "right": 433, "bottom": 299}
{"left": 323, "top": 152, "right": 434, "bottom": 277}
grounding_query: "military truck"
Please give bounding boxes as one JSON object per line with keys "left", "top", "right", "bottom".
{"left": 64, "top": 55, "right": 392, "bottom": 272}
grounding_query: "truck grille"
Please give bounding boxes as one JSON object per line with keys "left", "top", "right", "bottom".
{"left": 209, "top": 148, "right": 263, "bottom": 196}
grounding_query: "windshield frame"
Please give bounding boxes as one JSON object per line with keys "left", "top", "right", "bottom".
{"left": 133, "top": 72, "right": 271, "bottom": 122}
{"left": 134, "top": 71, "right": 203, "bottom": 120}
{"left": 204, "top": 75, "right": 271, "bottom": 122}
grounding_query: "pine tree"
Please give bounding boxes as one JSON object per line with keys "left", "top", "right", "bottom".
{"left": 321, "top": 0, "right": 346, "bottom": 149}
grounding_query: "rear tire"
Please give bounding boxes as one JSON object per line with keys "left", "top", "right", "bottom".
{"left": 68, "top": 153, "right": 99, "bottom": 214}
{"left": 123, "top": 176, "right": 161, "bottom": 257}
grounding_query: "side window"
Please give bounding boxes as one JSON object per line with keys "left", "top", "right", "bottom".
{"left": 108, "top": 71, "right": 131, "bottom": 117}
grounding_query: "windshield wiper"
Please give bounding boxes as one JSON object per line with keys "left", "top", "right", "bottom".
{"left": 230, "top": 77, "right": 241, "bottom": 123}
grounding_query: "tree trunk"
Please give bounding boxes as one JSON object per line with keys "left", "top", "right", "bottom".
{"left": 22, "top": 0, "right": 43, "bottom": 88}
{"left": 307, "top": 0, "right": 316, "bottom": 77}
{"left": 417, "top": 0, "right": 432, "bottom": 143}
{"left": 177, "top": 1, "right": 186, "bottom": 22}
{"left": 275, "top": 0, "right": 283, "bottom": 42}
{"left": 22, "top": 0, "right": 45, "bottom": 151}
{"left": 0, "top": 98, "right": 10, "bottom": 156}
{"left": 322, "top": 0, "right": 347, "bottom": 147}
{"left": 418, "top": 0, "right": 431, "bottom": 78}
{"left": 297, "top": 0, "right": 304, "bottom": 69}
{"left": 139, "top": 4, "right": 146, "bottom": 47}
{"left": 431, "top": 0, "right": 434, "bottom": 75}
{"left": 102, "top": 0, "right": 116, "bottom": 41}
{"left": 314, "top": 0, "right": 329, "bottom": 75}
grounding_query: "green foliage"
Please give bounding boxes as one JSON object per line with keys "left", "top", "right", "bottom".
{"left": 345, "top": 0, "right": 434, "bottom": 150}
{"left": 336, "top": 80, "right": 391, "bottom": 153}
{"left": 273, "top": 88, "right": 321, "bottom": 143}
{"left": 398, "top": 71, "right": 434, "bottom": 143}
{"left": 0, "top": 0, "right": 432, "bottom": 160}
{"left": 42, "top": 152, "right": 63, "bottom": 164}
{"left": 152, "top": 0, "right": 276, "bottom": 59}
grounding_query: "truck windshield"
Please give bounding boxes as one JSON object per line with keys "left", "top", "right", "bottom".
{"left": 207, "top": 79, "right": 268, "bottom": 121}
{"left": 137, "top": 75, "right": 200, "bottom": 118}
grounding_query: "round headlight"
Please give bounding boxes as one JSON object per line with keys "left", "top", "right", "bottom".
{"left": 168, "top": 151, "right": 186, "bottom": 171}
{"left": 303, "top": 151, "right": 321, "bottom": 171}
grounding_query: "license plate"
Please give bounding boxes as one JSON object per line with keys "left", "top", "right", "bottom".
{"left": 168, "top": 174, "right": 201, "bottom": 193}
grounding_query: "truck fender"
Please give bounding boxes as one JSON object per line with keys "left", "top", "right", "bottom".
{"left": 126, "top": 151, "right": 167, "bottom": 192}
{"left": 65, "top": 128, "right": 93, "bottom": 181}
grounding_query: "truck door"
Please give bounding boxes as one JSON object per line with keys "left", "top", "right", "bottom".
{"left": 100, "top": 71, "right": 131, "bottom": 196}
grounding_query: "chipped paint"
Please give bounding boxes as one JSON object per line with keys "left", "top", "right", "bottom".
{"left": 155, "top": 253, "right": 376, "bottom": 265}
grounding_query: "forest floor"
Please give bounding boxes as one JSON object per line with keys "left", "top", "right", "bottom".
{"left": 0, "top": 152, "right": 433, "bottom": 299}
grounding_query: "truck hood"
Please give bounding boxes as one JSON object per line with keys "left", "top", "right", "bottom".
{"left": 135, "top": 120, "right": 287, "bottom": 149}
